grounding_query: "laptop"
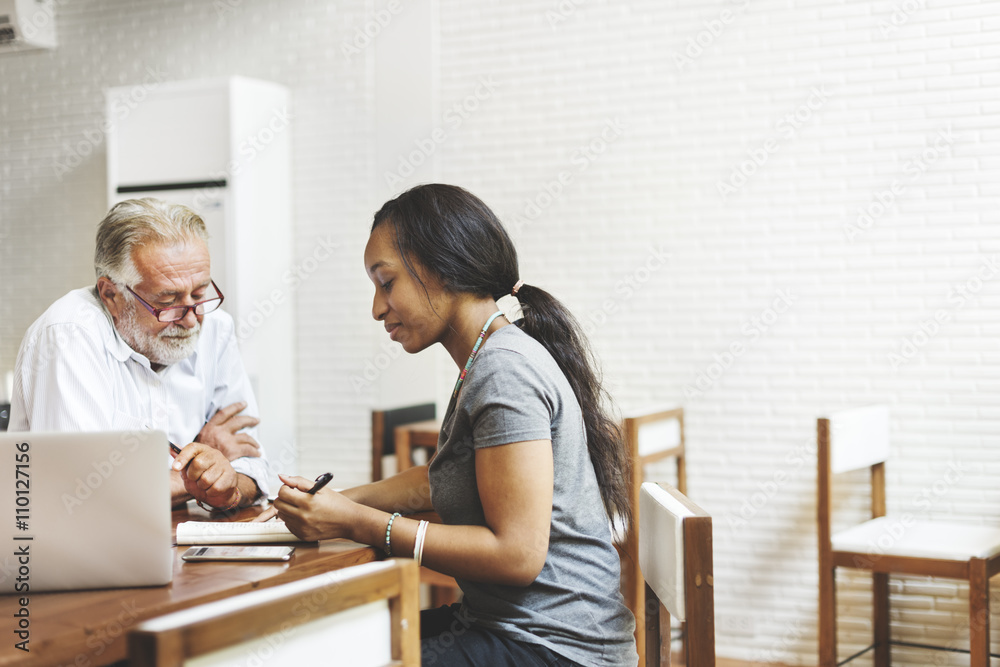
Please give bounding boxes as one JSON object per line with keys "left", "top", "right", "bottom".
{"left": 0, "top": 430, "right": 174, "bottom": 593}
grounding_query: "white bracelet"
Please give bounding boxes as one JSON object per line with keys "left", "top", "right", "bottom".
{"left": 413, "top": 520, "right": 430, "bottom": 566}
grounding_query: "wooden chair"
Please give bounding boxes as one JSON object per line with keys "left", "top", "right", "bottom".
{"left": 818, "top": 404, "right": 1000, "bottom": 667}
{"left": 128, "top": 559, "right": 420, "bottom": 666}
{"left": 372, "top": 404, "right": 461, "bottom": 607}
{"left": 621, "top": 406, "right": 686, "bottom": 667}
{"left": 394, "top": 419, "right": 442, "bottom": 475}
{"left": 639, "top": 481, "right": 715, "bottom": 667}
{"left": 371, "top": 403, "right": 436, "bottom": 481}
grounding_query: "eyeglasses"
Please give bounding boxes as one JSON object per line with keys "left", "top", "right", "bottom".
{"left": 126, "top": 280, "right": 225, "bottom": 323}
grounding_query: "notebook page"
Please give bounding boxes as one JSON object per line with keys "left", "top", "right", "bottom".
{"left": 176, "top": 520, "right": 305, "bottom": 545}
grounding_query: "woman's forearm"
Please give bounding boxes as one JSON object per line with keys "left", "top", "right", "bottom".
{"left": 341, "top": 464, "right": 433, "bottom": 514}
{"left": 347, "top": 508, "right": 546, "bottom": 587}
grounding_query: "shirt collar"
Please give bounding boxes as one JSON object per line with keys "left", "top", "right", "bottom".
{"left": 96, "top": 293, "right": 153, "bottom": 368}
{"left": 87, "top": 287, "right": 140, "bottom": 365}
{"left": 109, "top": 323, "right": 153, "bottom": 368}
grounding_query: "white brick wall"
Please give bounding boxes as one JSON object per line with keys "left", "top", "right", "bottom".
{"left": 1, "top": 0, "right": 998, "bottom": 663}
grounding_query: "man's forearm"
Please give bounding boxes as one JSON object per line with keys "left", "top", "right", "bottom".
{"left": 234, "top": 473, "right": 262, "bottom": 507}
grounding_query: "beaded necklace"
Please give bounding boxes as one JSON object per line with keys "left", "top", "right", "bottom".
{"left": 452, "top": 310, "right": 503, "bottom": 399}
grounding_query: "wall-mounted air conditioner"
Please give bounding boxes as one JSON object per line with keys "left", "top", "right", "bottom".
{"left": 0, "top": 0, "right": 56, "bottom": 54}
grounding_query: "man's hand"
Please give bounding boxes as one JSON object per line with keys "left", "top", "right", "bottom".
{"left": 196, "top": 401, "right": 261, "bottom": 461}
{"left": 172, "top": 443, "right": 241, "bottom": 509}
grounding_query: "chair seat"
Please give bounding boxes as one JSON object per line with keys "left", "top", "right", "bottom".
{"left": 832, "top": 516, "right": 1000, "bottom": 561}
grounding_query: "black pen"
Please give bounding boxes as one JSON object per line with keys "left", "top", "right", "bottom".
{"left": 307, "top": 472, "right": 334, "bottom": 494}
{"left": 169, "top": 442, "right": 194, "bottom": 474}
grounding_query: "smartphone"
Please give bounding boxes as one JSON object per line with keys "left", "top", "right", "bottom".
{"left": 181, "top": 546, "right": 294, "bottom": 562}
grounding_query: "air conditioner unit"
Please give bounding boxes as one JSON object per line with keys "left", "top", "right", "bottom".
{"left": 0, "top": 0, "right": 57, "bottom": 53}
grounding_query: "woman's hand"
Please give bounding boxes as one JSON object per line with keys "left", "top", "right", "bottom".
{"left": 268, "top": 473, "right": 362, "bottom": 542}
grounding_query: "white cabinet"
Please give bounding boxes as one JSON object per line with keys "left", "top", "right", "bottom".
{"left": 106, "top": 77, "right": 296, "bottom": 485}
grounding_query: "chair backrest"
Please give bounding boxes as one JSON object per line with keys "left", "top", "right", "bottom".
{"left": 638, "top": 482, "right": 714, "bottom": 667}
{"left": 624, "top": 405, "right": 685, "bottom": 495}
{"left": 817, "top": 405, "right": 890, "bottom": 558}
{"left": 624, "top": 406, "right": 684, "bottom": 459}
{"left": 372, "top": 403, "right": 436, "bottom": 481}
{"left": 825, "top": 404, "right": 890, "bottom": 474}
{"left": 128, "top": 559, "right": 420, "bottom": 667}
{"left": 619, "top": 406, "right": 686, "bottom": 667}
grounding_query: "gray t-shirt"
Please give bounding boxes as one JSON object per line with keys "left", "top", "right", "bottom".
{"left": 428, "top": 325, "right": 638, "bottom": 667}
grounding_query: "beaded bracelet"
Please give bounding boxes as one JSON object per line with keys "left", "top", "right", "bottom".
{"left": 385, "top": 512, "right": 402, "bottom": 556}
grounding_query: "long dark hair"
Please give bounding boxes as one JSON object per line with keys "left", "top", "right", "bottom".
{"left": 371, "top": 184, "right": 633, "bottom": 528}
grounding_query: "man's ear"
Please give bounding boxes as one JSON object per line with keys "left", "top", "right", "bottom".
{"left": 96, "top": 277, "right": 122, "bottom": 319}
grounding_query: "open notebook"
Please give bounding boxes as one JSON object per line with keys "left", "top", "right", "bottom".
{"left": 176, "top": 520, "right": 307, "bottom": 545}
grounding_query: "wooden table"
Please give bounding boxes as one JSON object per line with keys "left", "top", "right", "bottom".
{"left": 0, "top": 504, "right": 377, "bottom": 666}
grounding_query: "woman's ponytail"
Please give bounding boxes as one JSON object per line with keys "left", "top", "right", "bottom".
{"left": 515, "top": 283, "right": 633, "bottom": 528}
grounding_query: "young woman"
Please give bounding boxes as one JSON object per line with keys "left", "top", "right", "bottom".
{"left": 268, "top": 184, "right": 638, "bottom": 666}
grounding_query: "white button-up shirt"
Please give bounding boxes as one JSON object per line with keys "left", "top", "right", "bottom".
{"left": 9, "top": 287, "right": 270, "bottom": 498}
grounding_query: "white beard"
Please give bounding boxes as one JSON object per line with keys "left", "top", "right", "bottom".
{"left": 116, "top": 302, "right": 201, "bottom": 366}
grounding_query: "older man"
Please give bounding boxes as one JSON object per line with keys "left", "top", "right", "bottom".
{"left": 9, "top": 198, "right": 269, "bottom": 510}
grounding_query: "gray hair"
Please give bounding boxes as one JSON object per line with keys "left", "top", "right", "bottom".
{"left": 94, "top": 198, "right": 210, "bottom": 288}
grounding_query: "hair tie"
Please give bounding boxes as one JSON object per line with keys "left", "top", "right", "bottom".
{"left": 511, "top": 280, "right": 524, "bottom": 296}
